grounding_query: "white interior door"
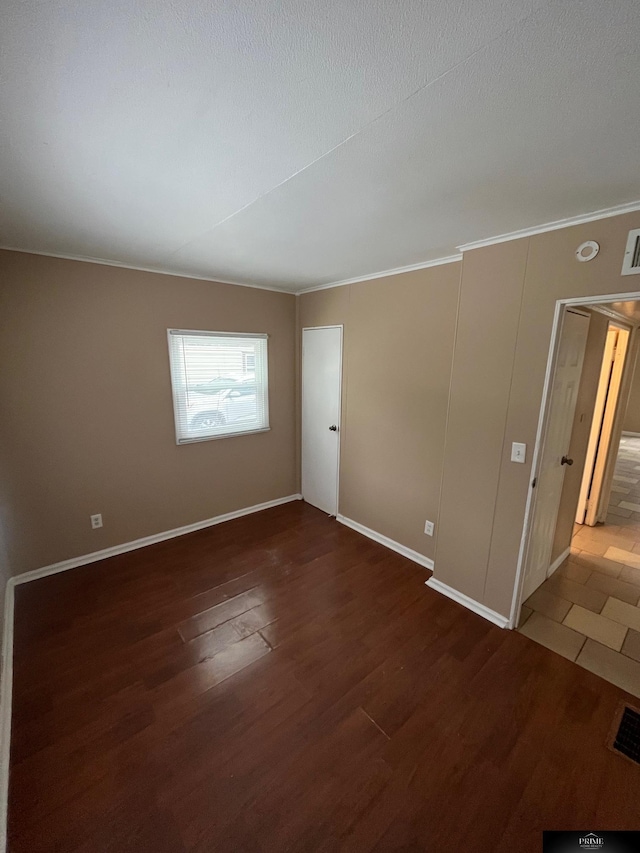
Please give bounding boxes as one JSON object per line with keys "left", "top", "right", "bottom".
{"left": 302, "top": 326, "right": 342, "bottom": 515}
{"left": 522, "top": 309, "right": 590, "bottom": 599}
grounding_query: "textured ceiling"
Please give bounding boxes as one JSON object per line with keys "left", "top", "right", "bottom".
{"left": 1, "top": 0, "right": 640, "bottom": 292}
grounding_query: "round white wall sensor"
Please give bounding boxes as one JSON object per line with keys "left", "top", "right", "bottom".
{"left": 576, "top": 240, "right": 599, "bottom": 262}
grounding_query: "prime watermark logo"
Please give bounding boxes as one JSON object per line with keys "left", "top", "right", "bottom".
{"left": 579, "top": 835, "right": 604, "bottom": 850}
{"left": 544, "top": 831, "right": 640, "bottom": 852}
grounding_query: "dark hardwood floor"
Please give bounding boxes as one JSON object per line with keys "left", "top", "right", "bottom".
{"left": 8, "top": 501, "right": 639, "bottom": 852}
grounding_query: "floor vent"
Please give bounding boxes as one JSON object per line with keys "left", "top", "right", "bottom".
{"left": 611, "top": 705, "right": 640, "bottom": 764}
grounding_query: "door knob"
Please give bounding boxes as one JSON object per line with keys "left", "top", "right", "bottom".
{"left": 561, "top": 455, "right": 573, "bottom": 466}
{"left": 329, "top": 424, "right": 338, "bottom": 431}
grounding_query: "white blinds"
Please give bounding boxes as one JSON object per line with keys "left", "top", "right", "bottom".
{"left": 167, "top": 329, "right": 269, "bottom": 444}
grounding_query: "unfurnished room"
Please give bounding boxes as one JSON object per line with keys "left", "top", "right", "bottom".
{"left": 1, "top": 2, "right": 640, "bottom": 852}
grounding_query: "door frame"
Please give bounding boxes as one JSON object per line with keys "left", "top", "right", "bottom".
{"left": 520, "top": 307, "right": 591, "bottom": 602}
{"left": 591, "top": 323, "right": 636, "bottom": 524}
{"left": 510, "top": 290, "right": 640, "bottom": 629}
{"left": 579, "top": 323, "right": 631, "bottom": 526}
{"left": 301, "top": 324, "right": 344, "bottom": 516}
{"left": 575, "top": 325, "right": 619, "bottom": 525}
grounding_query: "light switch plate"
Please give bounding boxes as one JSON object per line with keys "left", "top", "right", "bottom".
{"left": 511, "top": 442, "right": 526, "bottom": 464}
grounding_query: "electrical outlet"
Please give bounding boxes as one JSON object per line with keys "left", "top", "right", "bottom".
{"left": 90, "top": 513, "right": 103, "bottom": 529}
{"left": 424, "top": 520, "right": 434, "bottom": 536}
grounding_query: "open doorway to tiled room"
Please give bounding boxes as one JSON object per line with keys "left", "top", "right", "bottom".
{"left": 516, "top": 294, "right": 640, "bottom": 699}
{"left": 519, "top": 432, "right": 640, "bottom": 697}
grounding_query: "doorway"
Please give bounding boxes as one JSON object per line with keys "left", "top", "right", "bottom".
{"left": 514, "top": 295, "right": 640, "bottom": 623}
{"left": 513, "top": 294, "right": 640, "bottom": 696}
{"left": 301, "top": 326, "right": 343, "bottom": 515}
{"left": 576, "top": 324, "right": 630, "bottom": 527}
{"left": 520, "top": 308, "right": 591, "bottom": 601}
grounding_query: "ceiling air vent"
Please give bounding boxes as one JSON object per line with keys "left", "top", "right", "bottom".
{"left": 621, "top": 228, "right": 640, "bottom": 276}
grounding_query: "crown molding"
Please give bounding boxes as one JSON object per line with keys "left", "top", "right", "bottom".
{"left": 5, "top": 197, "right": 640, "bottom": 295}
{"left": 457, "top": 200, "right": 640, "bottom": 253}
{"left": 0, "top": 246, "right": 295, "bottom": 295}
{"left": 296, "top": 254, "right": 463, "bottom": 295}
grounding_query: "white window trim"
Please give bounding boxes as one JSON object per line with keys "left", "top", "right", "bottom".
{"left": 167, "top": 329, "right": 270, "bottom": 445}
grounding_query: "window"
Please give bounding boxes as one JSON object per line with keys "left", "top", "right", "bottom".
{"left": 167, "top": 329, "right": 269, "bottom": 443}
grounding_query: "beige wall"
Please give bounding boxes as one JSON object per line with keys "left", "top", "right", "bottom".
{"left": 0, "top": 250, "right": 297, "bottom": 576}
{"left": 623, "top": 351, "right": 640, "bottom": 433}
{"left": 551, "top": 310, "right": 609, "bottom": 563}
{"left": 297, "top": 211, "right": 640, "bottom": 619}
{"left": 3, "top": 210, "right": 640, "bottom": 626}
{"left": 436, "top": 211, "right": 640, "bottom": 618}
{"left": 298, "top": 264, "right": 461, "bottom": 561}
{"left": 436, "top": 241, "right": 528, "bottom": 603}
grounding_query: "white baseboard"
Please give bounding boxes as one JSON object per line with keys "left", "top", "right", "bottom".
{"left": 336, "top": 515, "right": 510, "bottom": 629}
{"left": 547, "top": 547, "right": 571, "bottom": 579}
{"left": 0, "top": 491, "right": 302, "bottom": 853}
{"left": 0, "top": 580, "right": 15, "bottom": 853}
{"left": 425, "top": 577, "right": 510, "bottom": 629}
{"left": 622, "top": 431, "right": 640, "bottom": 438}
{"left": 336, "top": 514, "right": 434, "bottom": 571}
{"left": 13, "top": 494, "right": 302, "bottom": 586}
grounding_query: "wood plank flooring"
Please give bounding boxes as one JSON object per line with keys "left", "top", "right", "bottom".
{"left": 8, "top": 501, "right": 640, "bottom": 852}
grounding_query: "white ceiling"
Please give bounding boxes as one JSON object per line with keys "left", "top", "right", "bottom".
{"left": 602, "top": 301, "right": 640, "bottom": 325}
{"left": 1, "top": 0, "right": 640, "bottom": 292}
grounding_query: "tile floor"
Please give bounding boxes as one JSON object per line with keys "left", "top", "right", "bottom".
{"left": 519, "top": 434, "right": 640, "bottom": 698}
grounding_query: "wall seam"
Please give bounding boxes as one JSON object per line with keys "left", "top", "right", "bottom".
{"left": 433, "top": 255, "right": 465, "bottom": 564}
{"left": 481, "top": 238, "right": 532, "bottom": 604}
